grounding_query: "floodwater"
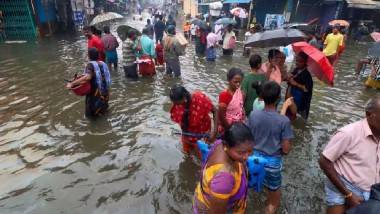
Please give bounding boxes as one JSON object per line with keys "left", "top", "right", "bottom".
{"left": 0, "top": 15, "right": 379, "bottom": 214}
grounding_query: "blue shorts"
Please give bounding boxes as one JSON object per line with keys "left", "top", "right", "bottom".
{"left": 105, "top": 50, "right": 118, "bottom": 64}
{"left": 253, "top": 151, "right": 282, "bottom": 191}
{"left": 325, "top": 175, "right": 370, "bottom": 206}
{"left": 206, "top": 47, "right": 216, "bottom": 61}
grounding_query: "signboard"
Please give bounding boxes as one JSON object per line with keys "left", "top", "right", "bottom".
{"left": 264, "top": 14, "right": 285, "bottom": 30}
{"left": 73, "top": 10, "right": 85, "bottom": 26}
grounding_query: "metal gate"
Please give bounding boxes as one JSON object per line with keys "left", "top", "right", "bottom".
{"left": 0, "top": 0, "right": 37, "bottom": 41}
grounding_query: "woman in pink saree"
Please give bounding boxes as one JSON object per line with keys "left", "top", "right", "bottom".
{"left": 218, "top": 68, "right": 246, "bottom": 134}
{"left": 259, "top": 49, "right": 283, "bottom": 84}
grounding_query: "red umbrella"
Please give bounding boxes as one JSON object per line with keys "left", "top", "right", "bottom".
{"left": 292, "top": 42, "right": 334, "bottom": 86}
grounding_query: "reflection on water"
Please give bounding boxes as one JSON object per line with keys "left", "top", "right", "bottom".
{"left": 0, "top": 16, "right": 379, "bottom": 213}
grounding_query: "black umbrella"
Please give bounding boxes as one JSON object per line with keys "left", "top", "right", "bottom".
{"left": 117, "top": 25, "right": 141, "bottom": 41}
{"left": 283, "top": 22, "right": 308, "bottom": 28}
{"left": 368, "top": 42, "right": 380, "bottom": 57}
{"left": 191, "top": 19, "right": 208, "bottom": 30}
{"left": 245, "top": 28, "right": 307, "bottom": 48}
{"left": 283, "top": 23, "right": 316, "bottom": 34}
{"left": 346, "top": 183, "right": 380, "bottom": 214}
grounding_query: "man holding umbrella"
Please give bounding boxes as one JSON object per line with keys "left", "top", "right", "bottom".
{"left": 123, "top": 30, "right": 139, "bottom": 79}
{"left": 323, "top": 25, "right": 344, "bottom": 65}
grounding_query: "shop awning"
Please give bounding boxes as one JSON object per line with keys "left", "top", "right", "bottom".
{"left": 223, "top": 0, "right": 251, "bottom": 4}
{"left": 345, "top": 0, "right": 377, "bottom": 9}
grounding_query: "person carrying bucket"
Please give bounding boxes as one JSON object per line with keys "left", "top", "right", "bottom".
{"left": 169, "top": 85, "right": 218, "bottom": 155}
{"left": 248, "top": 81, "right": 294, "bottom": 214}
{"left": 66, "top": 48, "right": 111, "bottom": 118}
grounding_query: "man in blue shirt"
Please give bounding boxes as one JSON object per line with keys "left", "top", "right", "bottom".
{"left": 248, "top": 81, "right": 294, "bottom": 214}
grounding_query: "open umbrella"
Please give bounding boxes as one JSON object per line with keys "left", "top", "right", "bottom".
{"left": 292, "top": 41, "right": 334, "bottom": 86}
{"left": 230, "top": 7, "right": 243, "bottom": 16}
{"left": 283, "top": 23, "right": 309, "bottom": 29}
{"left": 215, "top": 18, "right": 236, "bottom": 26}
{"left": 117, "top": 25, "right": 141, "bottom": 41}
{"left": 283, "top": 23, "right": 316, "bottom": 34}
{"left": 191, "top": 19, "right": 208, "bottom": 30}
{"left": 370, "top": 32, "right": 380, "bottom": 42}
{"left": 245, "top": 28, "right": 306, "bottom": 48}
{"left": 328, "top": 19, "right": 350, "bottom": 27}
{"left": 368, "top": 42, "right": 380, "bottom": 57}
{"left": 90, "top": 12, "right": 123, "bottom": 25}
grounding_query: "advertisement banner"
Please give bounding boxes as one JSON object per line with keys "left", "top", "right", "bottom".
{"left": 264, "top": 14, "right": 285, "bottom": 30}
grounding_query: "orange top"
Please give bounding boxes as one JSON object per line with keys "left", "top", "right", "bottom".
{"left": 183, "top": 24, "right": 191, "bottom": 32}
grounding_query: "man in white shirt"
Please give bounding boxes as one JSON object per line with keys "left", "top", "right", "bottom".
{"left": 239, "top": 8, "right": 248, "bottom": 28}
{"left": 244, "top": 24, "right": 257, "bottom": 56}
{"left": 190, "top": 24, "right": 198, "bottom": 41}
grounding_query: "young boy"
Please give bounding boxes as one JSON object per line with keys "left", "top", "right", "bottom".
{"left": 248, "top": 81, "right": 294, "bottom": 214}
{"left": 183, "top": 21, "right": 191, "bottom": 40}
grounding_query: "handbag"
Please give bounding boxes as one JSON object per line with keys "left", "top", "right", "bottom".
{"left": 228, "top": 36, "right": 236, "bottom": 49}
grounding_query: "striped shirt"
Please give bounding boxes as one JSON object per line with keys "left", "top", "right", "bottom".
{"left": 122, "top": 38, "right": 136, "bottom": 67}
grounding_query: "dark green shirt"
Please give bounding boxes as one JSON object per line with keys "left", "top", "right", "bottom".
{"left": 241, "top": 72, "right": 266, "bottom": 116}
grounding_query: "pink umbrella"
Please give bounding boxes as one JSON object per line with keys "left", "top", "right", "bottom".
{"left": 370, "top": 32, "right": 380, "bottom": 42}
{"left": 328, "top": 19, "right": 350, "bottom": 27}
{"left": 292, "top": 42, "right": 335, "bottom": 86}
{"left": 230, "top": 7, "right": 243, "bottom": 16}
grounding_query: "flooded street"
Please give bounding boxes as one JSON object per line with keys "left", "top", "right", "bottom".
{"left": 0, "top": 15, "right": 379, "bottom": 214}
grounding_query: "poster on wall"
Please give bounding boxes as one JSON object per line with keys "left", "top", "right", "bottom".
{"left": 73, "top": 11, "right": 85, "bottom": 27}
{"left": 264, "top": 14, "right": 285, "bottom": 30}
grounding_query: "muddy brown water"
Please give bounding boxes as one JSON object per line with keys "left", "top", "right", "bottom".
{"left": 0, "top": 15, "right": 379, "bottom": 214}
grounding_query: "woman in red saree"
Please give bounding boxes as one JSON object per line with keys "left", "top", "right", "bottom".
{"left": 170, "top": 85, "right": 218, "bottom": 154}
{"left": 218, "top": 68, "right": 246, "bottom": 134}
